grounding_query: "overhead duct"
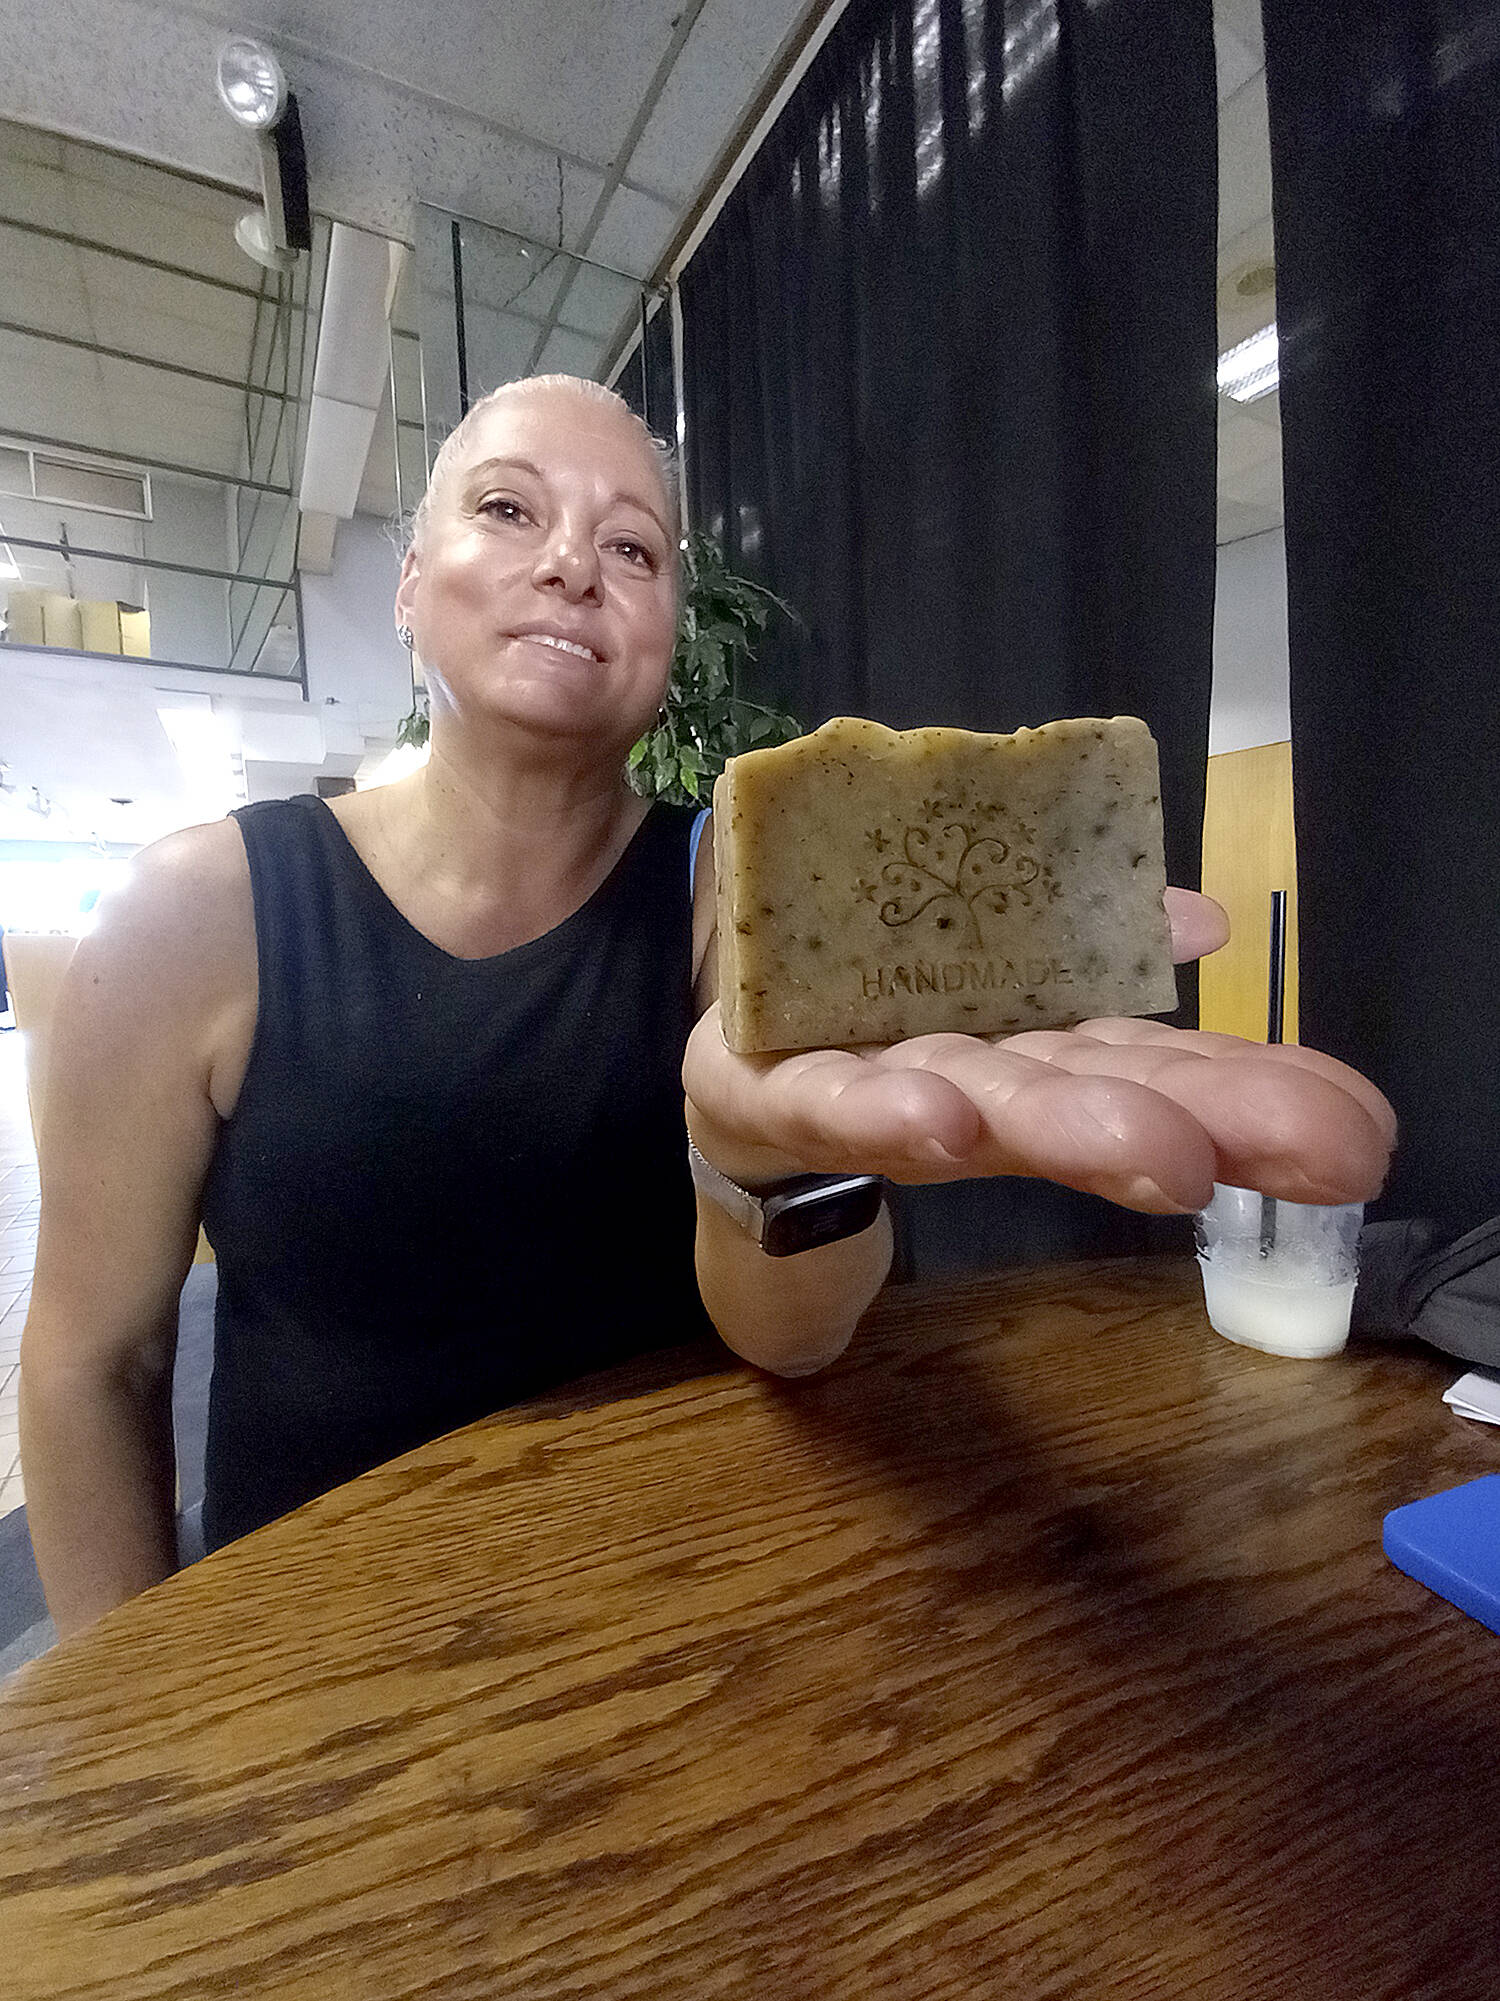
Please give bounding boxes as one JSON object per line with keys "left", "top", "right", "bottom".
{"left": 298, "top": 226, "right": 405, "bottom": 536}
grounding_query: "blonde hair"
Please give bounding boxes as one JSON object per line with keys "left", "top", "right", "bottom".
{"left": 407, "top": 373, "right": 681, "bottom": 558}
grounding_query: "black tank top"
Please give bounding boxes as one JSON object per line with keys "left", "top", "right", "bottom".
{"left": 198, "top": 793, "right": 713, "bottom": 1550}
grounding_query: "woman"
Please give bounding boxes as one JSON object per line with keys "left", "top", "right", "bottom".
{"left": 20, "top": 375, "right": 1395, "bottom": 1639}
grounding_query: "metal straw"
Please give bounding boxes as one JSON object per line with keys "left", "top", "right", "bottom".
{"left": 1261, "top": 890, "right": 1288, "bottom": 1256}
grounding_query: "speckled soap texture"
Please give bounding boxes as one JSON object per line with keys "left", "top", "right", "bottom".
{"left": 714, "top": 715, "right": 1179, "bottom": 1054}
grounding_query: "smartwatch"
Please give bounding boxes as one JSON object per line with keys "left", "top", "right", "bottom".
{"left": 688, "top": 1140, "right": 885, "bottom": 1257}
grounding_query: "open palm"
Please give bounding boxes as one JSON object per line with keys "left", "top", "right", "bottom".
{"left": 684, "top": 890, "right": 1395, "bottom": 1214}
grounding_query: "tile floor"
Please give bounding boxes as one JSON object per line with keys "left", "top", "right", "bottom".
{"left": 0, "top": 1029, "right": 37, "bottom": 1517}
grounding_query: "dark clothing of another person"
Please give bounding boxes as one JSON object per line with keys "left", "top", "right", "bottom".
{"left": 199, "top": 795, "right": 711, "bottom": 1550}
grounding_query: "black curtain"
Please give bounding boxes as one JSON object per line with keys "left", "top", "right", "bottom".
{"left": 1263, "top": 1, "right": 1500, "bottom": 1232}
{"left": 615, "top": 298, "right": 677, "bottom": 446}
{"left": 680, "top": 0, "right": 1220, "bottom": 1273}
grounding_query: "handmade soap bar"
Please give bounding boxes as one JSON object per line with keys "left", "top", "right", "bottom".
{"left": 714, "top": 715, "right": 1178, "bottom": 1054}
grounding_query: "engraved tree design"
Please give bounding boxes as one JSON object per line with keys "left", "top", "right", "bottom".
{"left": 876, "top": 823, "right": 1041, "bottom": 949}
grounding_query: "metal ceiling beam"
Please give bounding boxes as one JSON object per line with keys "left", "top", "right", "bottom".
{"left": 418, "top": 202, "right": 659, "bottom": 290}
{"left": 0, "top": 216, "right": 293, "bottom": 308}
{"left": 2, "top": 534, "right": 295, "bottom": 591}
{"left": 0, "top": 428, "right": 292, "bottom": 498}
{"left": 0, "top": 320, "right": 301, "bottom": 402}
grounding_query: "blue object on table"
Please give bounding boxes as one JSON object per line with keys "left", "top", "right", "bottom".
{"left": 1383, "top": 1474, "right": 1500, "bottom": 1636}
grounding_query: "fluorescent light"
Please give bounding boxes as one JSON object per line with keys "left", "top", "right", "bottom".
{"left": 1218, "top": 322, "right": 1279, "bottom": 403}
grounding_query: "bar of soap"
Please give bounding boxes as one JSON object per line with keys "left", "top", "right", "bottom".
{"left": 713, "top": 715, "right": 1178, "bottom": 1053}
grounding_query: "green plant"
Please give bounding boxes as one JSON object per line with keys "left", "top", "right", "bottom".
{"left": 395, "top": 692, "right": 429, "bottom": 750}
{"left": 628, "top": 530, "right": 803, "bottom": 806}
{"left": 391, "top": 533, "right": 803, "bottom": 794}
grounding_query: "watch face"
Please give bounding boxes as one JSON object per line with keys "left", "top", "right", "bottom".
{"left": 760, "top": 1177, "right": 885, "bottom": 1256}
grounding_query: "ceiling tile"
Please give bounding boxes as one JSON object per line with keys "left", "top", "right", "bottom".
{"left": 585, "top": 184, "right": 680, "bottom": 281}
{"left": 95, "top": 354, "right": 246, "bottom": 421}
{"left": 246, "top": 0, "right": 692, "bottom": 171}
{"left": 1217, "top": 232, "right": 1277, "bottom": 353}
{"left": 0, "top": 246, "right": 90, "bottom": 329}
{"left": 80, "top": 297, "right": 257, "bottom": 382}
{"left": 556, "top": 260, "right": 650, "bottom": 340}
{"left": 625, "top": 0, "right": 809, "bottom": 204}
{"left": 1, "top": 0, "right": 795, "bottom": 248}
{"left": 81, "top": 251, "right": 262, "bottom": 343}
{"left": 1214, "top": 0, "right": 1265, "bottom": 70}
{"left": 1218, "top": 69, "right": 1272, "bottom": 249}
{"left": 444, "top": 226, "right": 577, "bottom": 321}
{"left": 60, "top": 136, "right": 243, "bottom": 228}
{"left": 0, "top": 121, "right": 65, "bottom": 170}
{"left": 0, "top": 327, "right": 103, "bottom": 392}
{"left": 68, "top": 181, "right": 252, "bottom": 288}
{"left": 443, "top": 302, "right": 553, "bottom": 401}
{"left": 355, "top": 384, "right": 398, "bottom": 518}
{"left": 534, "top": 326, "right": 609, "bottom": 378}
{"left": 1230, "top": 451, "right": 1284, "bottom": 513}
{"left": 1217, "top": 496, "right": 1282, "bottom": 544}
{"left": 1239, "top": 386, "right": 1282, "bottom": 432}
{"left": 0, "top": 156, "right": 83, "bottom": 231}
{"left": 1213, "top": 4, "right": 1262, "bottom": 104}
{"left": 1217, "top": 399, "right": 1282, "bottom": 483}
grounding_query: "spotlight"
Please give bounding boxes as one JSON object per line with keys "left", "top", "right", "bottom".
{"left": 216, "top": 37, "right": 287, "bottom": 131}
{"left": 215, "top": 36, "right": 311, "bottom": 261}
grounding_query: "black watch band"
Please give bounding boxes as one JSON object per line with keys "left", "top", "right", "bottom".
{"left": 688, "top": 1141, "right": 885, "bottom": 1257}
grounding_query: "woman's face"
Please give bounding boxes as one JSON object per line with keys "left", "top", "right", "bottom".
{"left": 398, "top": 388, "right": 678, "bottom": 756}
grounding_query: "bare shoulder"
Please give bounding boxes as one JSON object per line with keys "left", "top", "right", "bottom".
{"left": 78, "top": 817, "right": 252, "bottom": 985}
{"left": 62, "top": 817, "right": 258, "bottom": 1110}
{"left": 29, "top": 819, "right": 258, "bottom": 1365}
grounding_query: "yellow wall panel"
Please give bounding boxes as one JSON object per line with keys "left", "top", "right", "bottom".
{"left": 1200, "top": 739, "right": 1300, "bottom": 1045}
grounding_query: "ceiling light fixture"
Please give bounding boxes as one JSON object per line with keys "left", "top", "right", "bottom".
{"left": 1217, "top": 321, "right": 1280, "bottom": 403}
{"left": 216, "top": 37, "right": 287, "bottom": 130}
{"left": 234, "top": 207, "right": 299, "bottom": 274}
{"left": 215, "top": 36, "right": 311, "bottom": 263}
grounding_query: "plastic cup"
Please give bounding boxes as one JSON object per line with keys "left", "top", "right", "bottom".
{"left": 1193, "top": 1182, "right": 1364, "bottom": 1359}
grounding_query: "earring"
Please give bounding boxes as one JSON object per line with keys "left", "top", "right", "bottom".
{"left": 397, "top": 625, "right": 415, "bottom": 651}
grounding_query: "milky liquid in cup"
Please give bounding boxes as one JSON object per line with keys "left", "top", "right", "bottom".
{"left": 1196, "top": 1250, "right": 1355, "bottom": 1358}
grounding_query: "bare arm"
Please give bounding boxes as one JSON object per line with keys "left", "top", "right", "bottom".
{"left": 686, "top": 818, "right": 893, "bottom": 1377}
{"left": 20, "top": 820, "right": 256, "bottom": 1639}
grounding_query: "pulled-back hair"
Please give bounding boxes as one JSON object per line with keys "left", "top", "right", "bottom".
{"left": 405, "top": 373, "right": 681, "bottom": 560}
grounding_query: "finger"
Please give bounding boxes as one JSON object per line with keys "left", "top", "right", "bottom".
{"left": 1164, "top": 887, "right": 1230, "bottom": 964}
{"left": 995, "top": 1027, "right": 1391, "bottom": 1204}
{"left": 684, "top": 1019, "right": 983, "bottom": 1177}
{"left": 1067, "top": 1017, "right": 1398, "bottom": 1149}
{"left": 870, "top": 1033, "right": 1217, "bottom": 1211}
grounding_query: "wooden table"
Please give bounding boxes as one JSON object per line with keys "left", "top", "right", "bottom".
{"left": 3, "top": 1260, "right": 1498, "bottom": 1999}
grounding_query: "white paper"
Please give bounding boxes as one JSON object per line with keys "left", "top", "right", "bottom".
{"left": 1443, "top": 1370, "right": 1500, "bottom": 1426}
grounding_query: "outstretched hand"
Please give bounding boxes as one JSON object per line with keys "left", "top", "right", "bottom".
{"left": 683, "top": 890, "right": 1395, "bottom": 1214}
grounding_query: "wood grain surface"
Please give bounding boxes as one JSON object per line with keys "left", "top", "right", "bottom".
{"left": 2, "top": 1260, "right": 1498, "bottom": 2000}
